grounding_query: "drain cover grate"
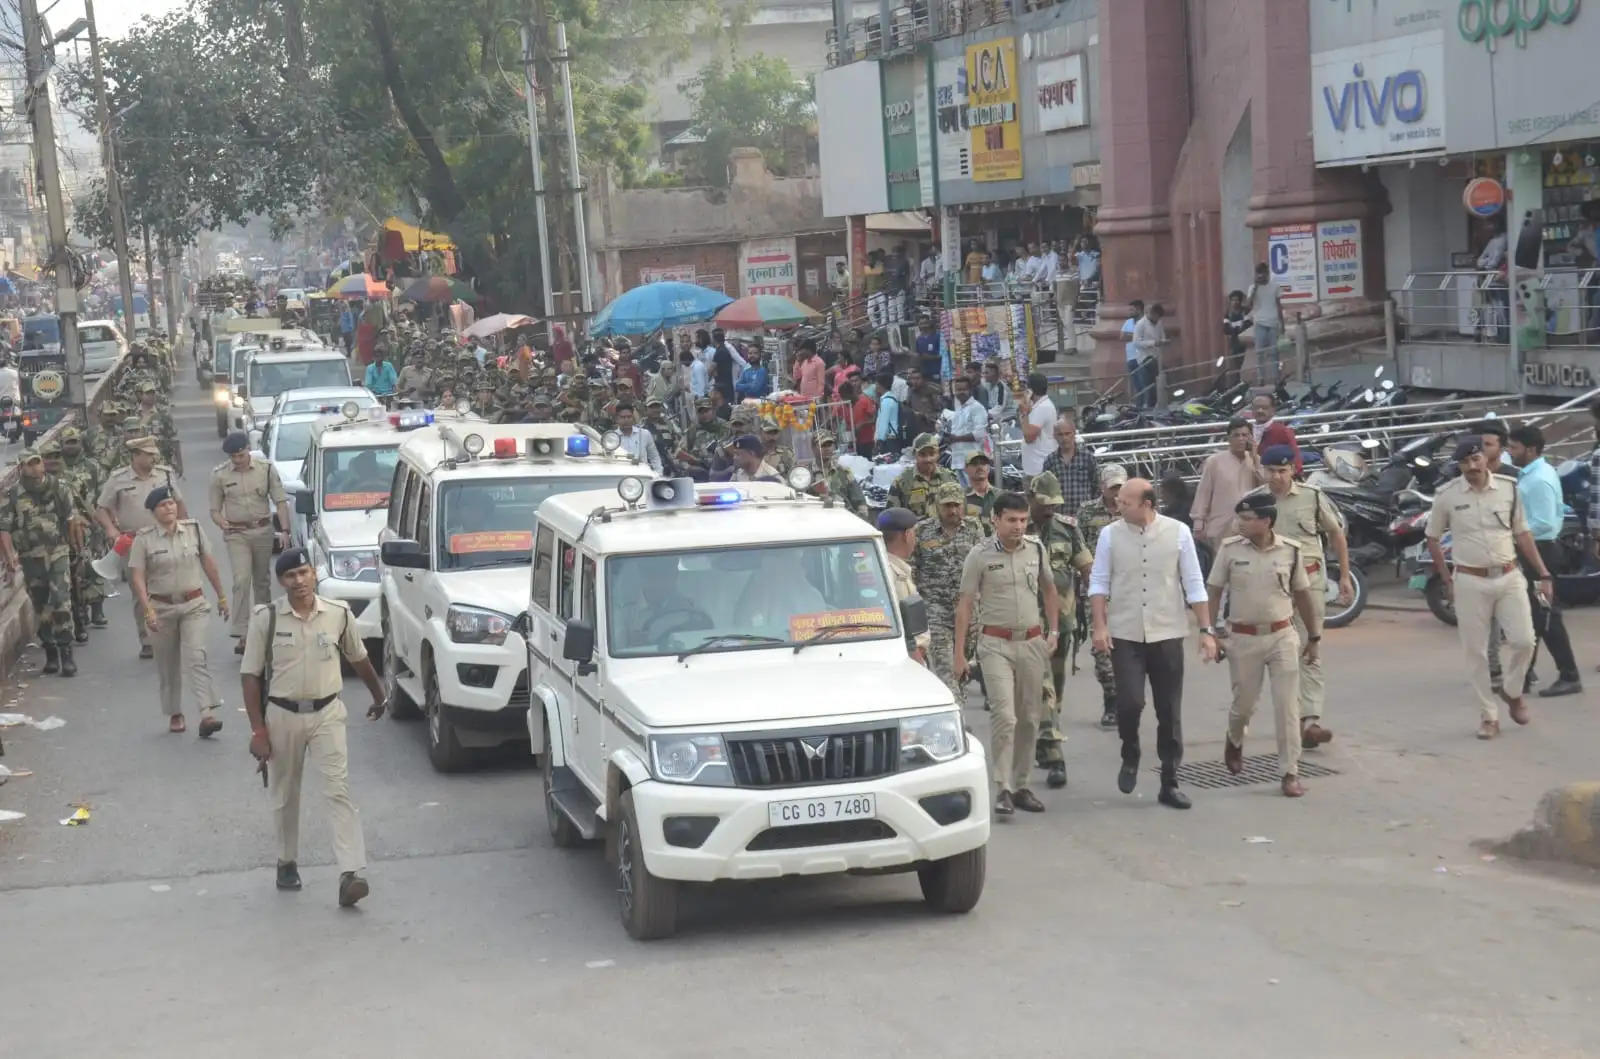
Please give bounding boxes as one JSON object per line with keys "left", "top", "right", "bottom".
{"left": 1158, "top": 754, "right": 1340, "bottom": 790}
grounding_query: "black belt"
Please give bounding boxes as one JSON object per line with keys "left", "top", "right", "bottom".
{"left": 268, "top": 694, "right": 336, "bottom": 713}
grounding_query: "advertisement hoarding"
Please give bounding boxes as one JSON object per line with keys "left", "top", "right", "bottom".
{"left": 965, "top": 39, "right": 1022, "bottom": 183}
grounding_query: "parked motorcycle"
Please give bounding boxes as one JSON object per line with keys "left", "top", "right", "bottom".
{"left": 1, "top": 394, "right": 20, "bottom": 443}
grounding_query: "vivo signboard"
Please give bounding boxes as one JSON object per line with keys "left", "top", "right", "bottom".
{"left": 1312, "top": 31, "right": 1446, "bottom": 166}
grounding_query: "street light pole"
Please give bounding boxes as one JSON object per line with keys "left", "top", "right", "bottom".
{"left": 84, "top": 0, "right": 137, "bottom": 347}
{"left": 19, "top": 0, "right": 85, "bottom": 418}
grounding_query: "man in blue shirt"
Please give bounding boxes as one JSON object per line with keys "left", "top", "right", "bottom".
{"left": 1508, "top": 424, "right": 1581, "bottom": 695}
{"left": 873, "top": 369, "right": 902, "bottom": 458}
{"left": 914, "top": 315, "right": 941, "bottom": 381}
{"left": 363, "top": 349, "right": 398, "bottom": 399}
{"left": 339, "top": 303, "right": 358, "bottom": 354}
{"left": 734, "top": 349, "right": 770, "bottom": 400}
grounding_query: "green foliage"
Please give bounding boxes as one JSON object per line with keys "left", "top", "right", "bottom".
{"left": 682, "top": 53, "right": 815, "bottom": 185}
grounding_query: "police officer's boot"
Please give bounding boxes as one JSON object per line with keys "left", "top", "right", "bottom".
{"left": 89, "top": 601, "right": 107, "bottom": 627}
{"left": 41, "top": 643, "right": 60, "bottom": 675}
{"left": 74, "top": 613, "right": 90, "bottom": 644}
{"left": 57, "top": 642, "right": 76, "bottom": 677}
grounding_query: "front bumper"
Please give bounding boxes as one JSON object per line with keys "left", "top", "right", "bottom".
{"left": 435, "top": 634, "right": 529, "bottom": 717}
{"left": 318, "top": 577, "right": 381, "bottom": 640}
{"left": 631, "top": 745, "right": 990, "bottom": 883}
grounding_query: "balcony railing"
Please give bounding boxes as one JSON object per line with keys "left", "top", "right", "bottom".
{"left": 827, "top": 0, "right": 1035, "bottom": 67}
{"left": 1391, "top": 268, "right": 1600, "bottom": 348}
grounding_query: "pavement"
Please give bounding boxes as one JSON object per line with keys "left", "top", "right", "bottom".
{"left": 3, "top": 364, "right": 1600, "bottom": 1058}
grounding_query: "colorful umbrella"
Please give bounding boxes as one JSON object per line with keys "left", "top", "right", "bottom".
{"left": 461, "top": 313, "right": 537, "bottom": 340}
{"left": 713, "top": 294, "right": 820, "bottom": 330}
{"left": 589, "top": 281, "right": 733, "bottom": 336}
{"left": 325, "top": 273, "right": 387, "bottom": 299}
{"left": 402, "top": 275, "right": 477, "bottom": 303}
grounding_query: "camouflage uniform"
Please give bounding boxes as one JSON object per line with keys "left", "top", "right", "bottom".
{"left": 1029, "top": 472, "right": 1093, "bottom": 772}
{"left": 39, "top": 437, "right": 96, "bottom": 638}
{"left": 1076, "top": 490, "right": 1122, "bottom": 713}
{"left": 888, "top": 435, "right": 959, "bottom": 520}
{"left": 683, "top": 411, "right": 730, "bottom": 475}
{"left": 58, "top": 431, "right": 109, "bottom": 616}
{"left": 91, "top": 404, "right": 129, "bottom": 477}
{"left": 807, "top": 431, "right": 868, "bottom": 518}
{"left": 758, "top": 417, "right": 795, "bottom": 476}
{"left": 134, "top": 390, "right": 181, "bottom": 471}
{"left": 0, "top": 456, "right": 81, "bottom": 653}
{"left": 964, "top": 485, "right": 999, "bottom": 534}
{"left": 644, "top": 408, "right": 682, "bottom": 474}
{"left": 912, "top": 482, "right": 986, "bottom": 699}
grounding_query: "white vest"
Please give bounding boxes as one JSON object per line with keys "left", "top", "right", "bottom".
{"left": 1103, "top": 514, "right": 1191, "bottom": 643}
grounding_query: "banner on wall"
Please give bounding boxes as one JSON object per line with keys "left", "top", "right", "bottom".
{"left": 1267, "top": 224, "right": 1319, "bottom": 304}
{"left": 1034, "top": 53, "right": 1087, "bottom": 132}
{"left": 965, "top": 39, "right": 1022, "bottom": 183}
{"left": 1316, "top": 219, "right": 1364, "bottom": 300}
{"left": 741, "top": 239, "right": 798, "bottom": 298}
{"left": 933, "top": 56, "right": 971, "bottom": 184}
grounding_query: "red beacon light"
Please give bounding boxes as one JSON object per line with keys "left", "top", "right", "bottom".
{"left": 492, "top": 437, "right": 519, "bottom": 459}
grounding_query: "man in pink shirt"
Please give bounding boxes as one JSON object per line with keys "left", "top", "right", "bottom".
{"left": 794, "top": 344, "right": 825, "bottom": 400}
{"left": 1190, "top": 417, "right": 1261, "bottom": 548}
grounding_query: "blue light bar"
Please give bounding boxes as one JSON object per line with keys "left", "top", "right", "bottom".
{"left": 565, "top": 435, "right": 590, "bottom": 457}
{"left": 390, "top": 410, "right": 434, "bottom": 431}
{"left": 697, "top": 489, "right": 741, "bottom": 507}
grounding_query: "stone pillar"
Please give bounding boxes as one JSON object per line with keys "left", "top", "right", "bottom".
{"left": 1089, "top": 0, "right": 1190, "bottom": 385}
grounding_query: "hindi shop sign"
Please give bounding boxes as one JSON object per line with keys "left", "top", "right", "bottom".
{"left": 933, "top": 56, "right": 971, "bottom": 184}
{"left": 640, "top": 265, "right": 696, "bottom": 285}
{"left": 1316, "top": 220, "right": 1364, "bottom": 301}
{"left": 1268, "top": 224, "right": 1319, "bottom": 305}
{"left": 965, "top": 38, "right": 1023, "bottom": 183}
{"left": 1034, "top": 53, "right": 1087, "bottom": 133}
{"left": 740, "top": 238, "right": 799, "bottom": 298}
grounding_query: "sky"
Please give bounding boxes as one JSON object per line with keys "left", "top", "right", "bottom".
{"left": 96, "top": 0, "right": 186, "bottom": 39}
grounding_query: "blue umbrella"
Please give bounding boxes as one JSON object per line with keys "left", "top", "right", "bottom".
{"left": 0, "top": 276, "right": 13, "bottom": 294}
{"left": 589, "top": 281, "right": 732, "bottom": 336}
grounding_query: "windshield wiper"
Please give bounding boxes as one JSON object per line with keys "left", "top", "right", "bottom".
{"left": 676, "top": 634, "right": 785, "bottom": 662}
{"left": 793, "top": 622, "right": 893, "bottom": 653}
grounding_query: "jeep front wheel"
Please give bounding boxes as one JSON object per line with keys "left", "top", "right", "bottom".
{"left": 918, "top": 845, "right": 986, "bottom": 914}
{"left": 617, "top": 789, "right": 677, "bottom": 940}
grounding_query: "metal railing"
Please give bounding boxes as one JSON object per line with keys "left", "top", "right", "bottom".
{"left": 1392, "top": 268, "right": 1600, "bottom": 347}
{"left": 827, "top": 0, "right": 1084, "bottom": 66}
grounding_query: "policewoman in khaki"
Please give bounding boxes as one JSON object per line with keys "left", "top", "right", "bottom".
{"left": 954, "top": 492, "right": 1060, "bottom": 818}
{"left": 1245, "top": 444, "right": 1353, "bottom": 749}
{"left": 210, "top": 430, "right": 291, "bottom": 649}
{"left": 128, "top": 486, "right": 229, "bottom": 736}
{"left": 241, "top": 547, "right": 387, "bottom": 906}
{"left": 1425, "top": 438, "right": 1554, "bottom": 739}
{"left": 1205, "top": 494, "right": 1323, "bottom": 797}
{"left": 95, "top": 436, "right": 184, "bottom": 657}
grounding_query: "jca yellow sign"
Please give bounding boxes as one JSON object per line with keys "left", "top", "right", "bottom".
{"left": 965, "top": 38, "right": 1022, "bottom": 182}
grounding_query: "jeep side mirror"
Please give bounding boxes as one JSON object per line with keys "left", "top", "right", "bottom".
{"left": 294, "top": 489, "right": 315, "bottom": 516}
{"left": 380, "top": 538, "right": 429, "bottom": 570}
{"left": 563, "top": 620, "right": 596, "bottom": 673}
{"left": 899, "top": 596, "right": 928, "bottom": 640}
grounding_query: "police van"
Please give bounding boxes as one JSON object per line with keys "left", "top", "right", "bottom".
{"left": 379, "top": 422, "right": 654, "bottom": 771}
{"left": 527, "top": 476, "right": 990, "bottom": 939}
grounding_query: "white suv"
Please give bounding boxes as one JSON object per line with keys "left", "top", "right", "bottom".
{"left": 527, "top": 477, "right": 989, "bottom": 939}
{"left": 379, "top": 422, "right": 655, "bottom": 771}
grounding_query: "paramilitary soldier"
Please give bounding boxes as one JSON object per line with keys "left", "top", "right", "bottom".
{"left": 58, "top": 426, "right": 109, "bottom": 629}
{"left": 808, "top": 430, "right": 868, "bottom": 518}
{"left": 1076, "top": 462, "right": 1127, "bottom": 728}
{"left": 38, "top": 437, "right": 93, "bottom": 643}
{"left": 912, "top": 481, "right": 986, "bottom": 698}
{"left": 1027, "top": 471, "right": 1094, "bottom": 789}
{"left": 0, "top": 449, "right": 87, "bottom": 675}
{"left": 1205, "top": 493, "right": 1323, "bottom": 798}
{"left": 889, "top": 433, "right": 958, "bottom": 520}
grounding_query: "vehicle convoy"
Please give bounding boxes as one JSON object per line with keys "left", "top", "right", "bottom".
{"left": 379, "top": 422, "right": 655, "bottom": 771}
{"left": 239, "top": 343, "right": 351, "bottom": 432}
{"left": 527, "top": 476, "right": 990, "bottom": 940}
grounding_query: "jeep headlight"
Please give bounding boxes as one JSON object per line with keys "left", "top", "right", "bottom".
{"left": 446, "top": 604, "right": 514, "bottom": 646}
{"left": 213, "top": 386, "right": 230, "bottom": 405}
{"left": 328, "top": 548, "right": 378, "bottom": 580}
{"left": 648, "top": 733, "right": 732, "bottom": 786}
{"left": 899, "top": 710, "right": 966, "bottom": 769}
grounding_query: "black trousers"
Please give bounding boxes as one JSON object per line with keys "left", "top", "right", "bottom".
{"left": 1527, "top": 541, "right": 1580, "bottom": 681}
{"left": 1111, "top": 637, "right": 1186, "bottom": 785}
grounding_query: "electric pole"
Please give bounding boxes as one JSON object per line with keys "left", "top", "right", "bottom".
{"left": 20, "top": 0, "right": 86, "bottom": 416}
{"left": 84, "top": 0, "right": 137, "bottom": 347}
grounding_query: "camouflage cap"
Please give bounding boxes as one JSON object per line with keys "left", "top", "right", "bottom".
{"left": 16, "top": 447, "right": 41, "bottom": 464}
{"left": 37, "top": 437, "right": 62, "bottom": 457}
{"left": 136, "top": 380, "right": 157, "bottom": 393}
{"left": 759, "top": 416, "right": 780, "bottom": 432}
{"left": 695, "top": 397, "right": 715, "bottom": 411}
{"left": 1028, "top": 470, "right": 1065, "bottom": 505}
{"left": 125, "top": 435, "right": 161, "bottom": 455}
{"left": 99, "top": 401, "right": 122, "bottom": 417}
{"left": 815, "top": 429, "right": 837, "bottom": 446}
{"left": 934, "top": 482, "right": 965, "bottom": 506}
{"left": 912, "top": 432, "right": 939, "bottom": 452}
{"left": 59, "top": 426, "right": 82, "bottom": 443}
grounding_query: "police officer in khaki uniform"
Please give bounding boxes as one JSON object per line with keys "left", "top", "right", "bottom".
{"left": 211, "top": 430, "right": 292, "bottom": 652}
{"left": 128, "top": 487, "right": 230, "bottom": 736}
{"left": 879, "top": 507, "right": 932, "bottom": 661}
{"left": 1425, "top": 438, "right": 1554, "bottom": 739}
{"left": 954, "top": 492, "right": 1060, "bottom": 817}
{"left": 1245, "top": 445, "right": 1354, "bottom": 749}
{"left": 1205, "top": 494, "right": 1323, "bottom": 797}
{"left": 242, "top": 547, "right": 386, "bottom": 905}
{"left": 95, "top": 437, "right": 186, "bottom": 658}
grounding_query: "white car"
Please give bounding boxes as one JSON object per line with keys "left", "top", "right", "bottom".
{"left": 77, "top": 319, "right": 128, "bottom": 377}
{"left": 379, "top": 422, "right": 656, "bottom": 771}
{"left": 241, "top": 346, "right": 352, "bottom": 431}
{"left": 278, "top": 288, "right": 307, "bottom": 311}
{"left": 527, "top": 477, "right": 988, "bottom": 939}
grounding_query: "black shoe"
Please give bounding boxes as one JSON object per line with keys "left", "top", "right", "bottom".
{"left": 1158, "top": 785, "right": 1192, "bottom": 810}
{"left": 41, "top": 644, "right": 59, "bottom": 674}
{"left": 89, "top": 602, "right": 107, "bottom": 627}
{"left": 1046, "top": 763, "right": 1067, "bottom": 789}
{"left": 276, "top": 861, "right": 302, "bottom": 891}
{"left": 139, "top": 645, "right": 153, "bottom": 660}
{"left": 1099, "top": 709, "right": 1117, "bottom": 729}
{"left": 1117, "top": 764, "right": 1137, "bottom": 794}
{"left": 57, "top": 644, "right": 76, "bottom": 678}
{"left": 1538, "top": 677, "right": 1583, "bottom": 698}
{"left": 994, "top": 789, "right": 1015, "bottom": 816}
{"left": 338, "top": 871, "right": 370, "bottom": 907}
{"left": 73, "top": 625, "right": 89, "bottom": 644}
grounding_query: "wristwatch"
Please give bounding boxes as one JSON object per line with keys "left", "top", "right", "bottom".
{"left": 1198, "top": 625, "right": 1215, "bottom": 636}
{"left": 1308, "top": 635, "right": 1322, "bottom": 643}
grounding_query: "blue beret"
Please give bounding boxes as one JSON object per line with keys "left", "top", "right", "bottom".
{"left": 1452, "top": 437, "right": 1484, "bottom": 462}
{"left": 877, "top": 507, "right": 919, "bottom": 533}
{"left": 1261, "top": 444, "right": 1296, "bottom": 467}
{"left": 222, "top": 430, "right": 250, "bottom": 454}
{"left": 144, "top": 485, "right": 174, "bottom": 511}
{"left": 275, "top": 547, "right": 313, "bottom": 577}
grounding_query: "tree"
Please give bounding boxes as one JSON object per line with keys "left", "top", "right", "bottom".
{"left": 682, "top": 53, "right": 814, "bottom": 186}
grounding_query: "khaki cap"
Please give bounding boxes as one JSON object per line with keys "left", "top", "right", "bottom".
{"left": 126, "top": 436, "right": 161, "bottom": 455}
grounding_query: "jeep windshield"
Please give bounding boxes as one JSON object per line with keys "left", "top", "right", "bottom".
{"left": 321, "top": 445, "right": 399, "bottom": 510}
{"left": 248, "top": 358, "right": 351, "bottom": 399}
{"left": 606, "top": 541, "right": 899, "bottom": 658}
{"left": 438, "top": 476, "right": 621, "bottom": 570}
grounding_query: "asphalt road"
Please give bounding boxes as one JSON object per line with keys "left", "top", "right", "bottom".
{"left": 3, "top": 360, "right": 1599, "bottom": 1058}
